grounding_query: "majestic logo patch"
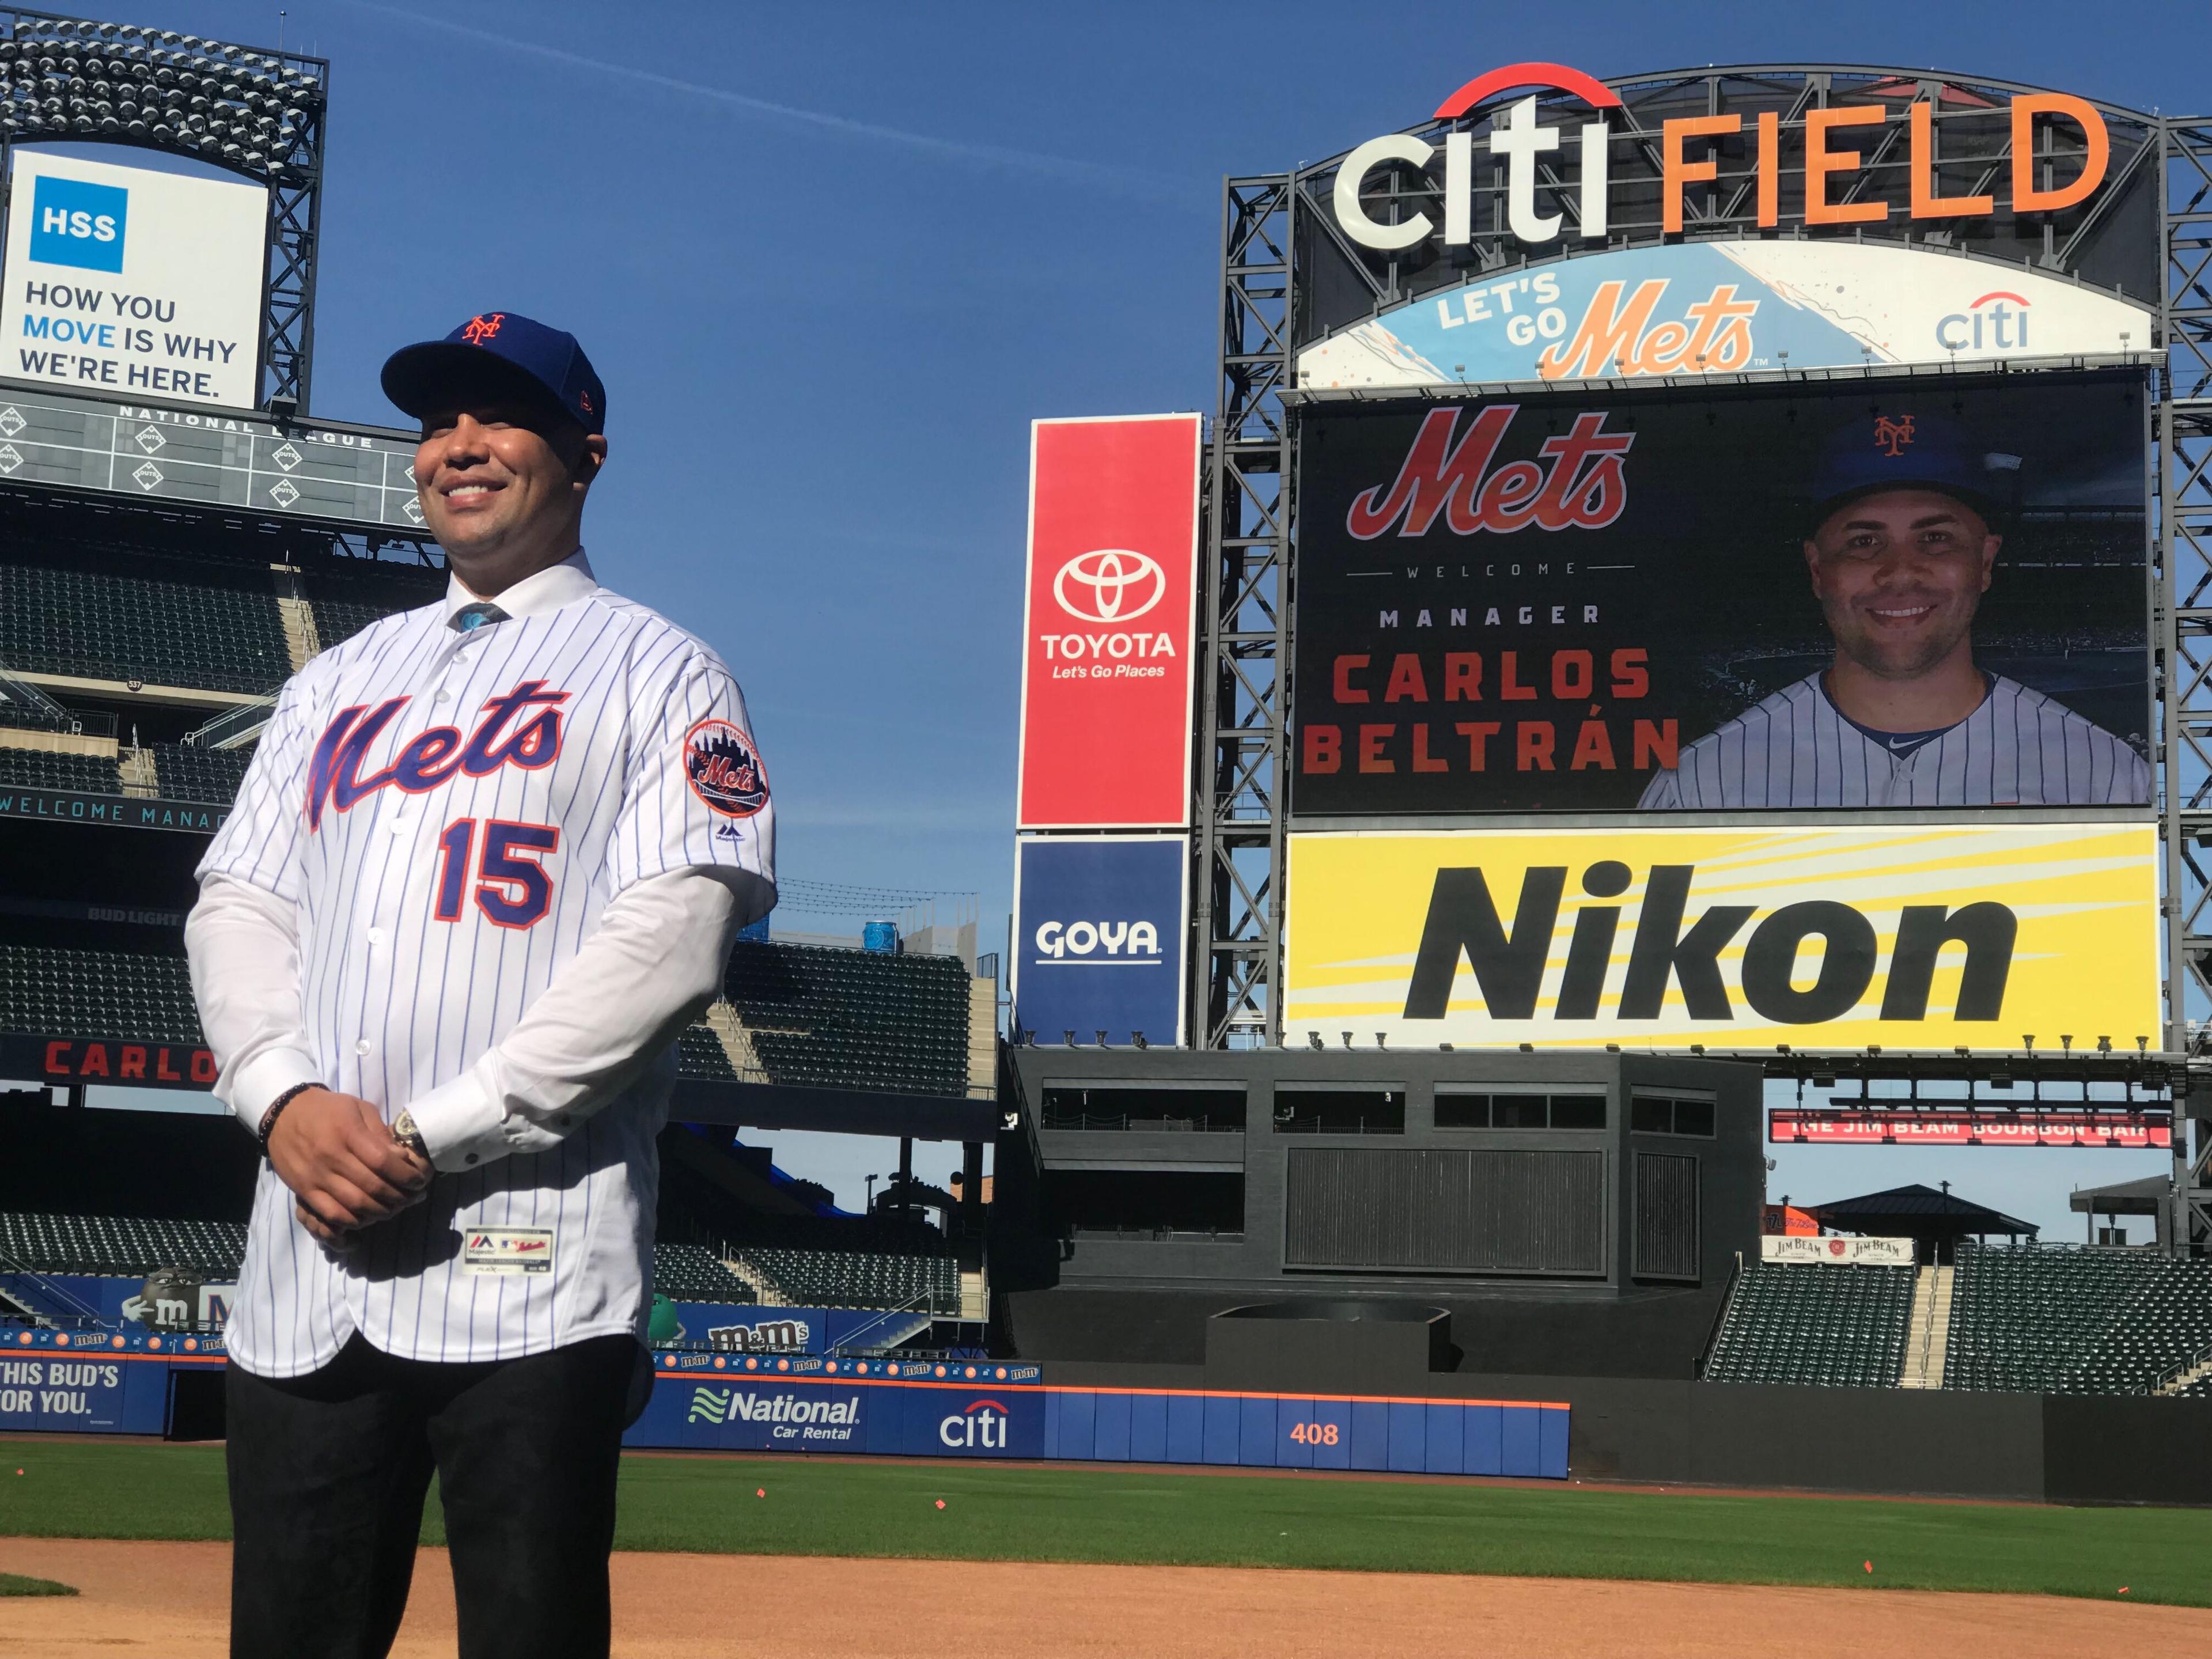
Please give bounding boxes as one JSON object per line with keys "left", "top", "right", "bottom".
{"left": 685, "top": 719, "right": 768, "bottom": 818}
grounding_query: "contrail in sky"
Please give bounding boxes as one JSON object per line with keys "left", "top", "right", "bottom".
{"left": 339, "top": 1, "right": 1199, "bottom": 204}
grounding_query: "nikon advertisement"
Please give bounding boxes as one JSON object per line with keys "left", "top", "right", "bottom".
{"left": 1281, "top": 823, "right": 2159, "bottom": 1051}
{"left": 1290, "top": 371, "right": 2150, "bottom": 815}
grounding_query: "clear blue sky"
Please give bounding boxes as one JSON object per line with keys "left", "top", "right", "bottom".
{"left": 89, "top": 1, "right": 2212, "bottom": 1218}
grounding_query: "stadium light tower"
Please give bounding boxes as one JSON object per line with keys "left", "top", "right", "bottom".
{"left": 0, "top": 8, "right": 329, "bottom": 411}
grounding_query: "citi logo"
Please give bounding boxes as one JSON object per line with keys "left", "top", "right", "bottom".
{"left": 1408, "top": 861, "right": 2014, "bottom": 1024}
{"left": 1034, "top": 919, "right": 1162, "bottom": 962}
{"left": 1936, "top": 291, "right": 2031, "bottom": 353}
{"left": 28, "top": 175, "right": 127, "bottom": 275}
{"left": 939, "top": 1400, "right": 1010, "bottom": 1449}
{"left": 1332, "top": 61, "right": 2111, "bottom": 255}
{"left": 1054, "top": 548, "right": 1166, "bottom": 624}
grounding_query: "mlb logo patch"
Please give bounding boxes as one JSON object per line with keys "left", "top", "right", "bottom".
{"left": 28, "top": 174, "right": 127, "bottom": 273}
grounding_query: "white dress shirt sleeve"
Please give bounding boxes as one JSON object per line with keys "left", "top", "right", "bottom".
{"left": 185, "top": 873, "right": 324, "bottom": 1132}
{"left": 400, "top": 866, "right": 752, "bottom": 1171}
{"left": 187, "top": 672, "right": 325, "bottom": 1132}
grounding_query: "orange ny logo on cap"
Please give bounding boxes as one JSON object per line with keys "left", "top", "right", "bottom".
{"left": 1873, "top": 414, "right": 1916, "bottom": 457}
{"left": 460, "top": 312, "right": 506, "bottom": 344}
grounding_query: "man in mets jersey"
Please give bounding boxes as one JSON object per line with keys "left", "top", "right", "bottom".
{"left": 185, "top": 312, "right": 774, "bottom": 1658}
{"left": 1639, "top": 410, "right": 2149, "bottom": 809}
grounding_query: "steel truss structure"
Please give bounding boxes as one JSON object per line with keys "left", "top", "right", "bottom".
{"left": 1195, "top": 66, "right": 2211, "bottom": 1252}
{"left": 0, "top": 9, "right": 329, "bottom": 412}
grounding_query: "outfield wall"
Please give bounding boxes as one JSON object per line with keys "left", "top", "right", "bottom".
{"left": 629, "top": 1354, "right": 1570, "bottom": 1477}
{"left": 0, "top": 1330, "right": 1573, "bottom": 1480}
{"left": 1044, "top": 1361, "right": 2212, "bottom": 1505}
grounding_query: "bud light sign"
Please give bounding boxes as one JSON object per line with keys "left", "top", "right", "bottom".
{"left": 1012, "top": 834, "right": 1187, "bottom": 1048}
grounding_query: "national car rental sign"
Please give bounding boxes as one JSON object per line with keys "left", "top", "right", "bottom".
{"left": 1017, "top": 415, "right": 1202, "bottom": 828}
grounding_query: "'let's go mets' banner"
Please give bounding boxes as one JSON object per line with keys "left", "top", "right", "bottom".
{"left": 1283, "top": 823, "right": 2158, "bottom": 1051}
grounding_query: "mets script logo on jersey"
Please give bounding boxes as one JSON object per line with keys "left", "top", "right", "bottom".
{"left": 305, "top": 680, "right": 569, "bottom": 831}
{"left": 684, "top": 718, "right": 768, "bottom": 818}
{"left": 460, "top": 312, "right": 506, "bottom": 344}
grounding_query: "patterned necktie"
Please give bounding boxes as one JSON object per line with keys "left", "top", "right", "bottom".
{"left": 450, "top": 601, "right": 509, "bottom": 633}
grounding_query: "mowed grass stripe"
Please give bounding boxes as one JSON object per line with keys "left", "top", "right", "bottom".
{"left": 0, "top": 1573, "right": 77, "bottom": 1596}
{"left": 2, "top": 1441, "right": 2206, "bottom": 1605}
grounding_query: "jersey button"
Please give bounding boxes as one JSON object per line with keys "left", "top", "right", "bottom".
{"left": 366, "top": 927, "right": 387, "bottom": 948}
{"left": 354, "top": 1039, "right": 371, "bottom": 1056}
{"left": 434, "top": 690, "right": 452, "bottom": 703}
{"left": 389, "top": 817, "right": 410, "bottom": 836}
{"left": 464, "top": 1153, "right": 479, "bottom": 1165}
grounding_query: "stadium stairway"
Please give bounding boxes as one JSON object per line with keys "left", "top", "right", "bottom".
{"left": 1899, "top": 1264, "right": 1955, "bottom": 1389}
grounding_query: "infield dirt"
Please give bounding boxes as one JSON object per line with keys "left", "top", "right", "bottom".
{"left": 1, "top": 1538, "right": 2207, "bottom": 1657}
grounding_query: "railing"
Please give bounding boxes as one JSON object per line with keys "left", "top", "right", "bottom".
{"left": 2145, "top": 1339, "right": 2212, "bottom": 1396}
{"left": 0, "top": 1245, "right": 108, "bottom": 1327}
{"left": 828, "top": 1293, "right": 939, "bottom": 1354}
{"left": 1069, "top": 1225, "right": 1245, "bottom": 1243}
{"left": 1040, "top": 1109, "right": 1243, "bottom": 1134}
{"left": 182, "top": 692, "right": 279, "bottom": 751}
{"left": 1270, "top": 1115, "right": 1403, "bottom": 1135}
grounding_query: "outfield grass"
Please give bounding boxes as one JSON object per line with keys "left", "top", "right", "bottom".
{"left": 2, "top": 1440, "right": 2208, "bottom": 1605}
{"left": 0, "top": 1574, "right": 75, "bottom": 1596}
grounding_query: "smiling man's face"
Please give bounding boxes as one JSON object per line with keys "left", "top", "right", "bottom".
{"left": 414, "top": 399, "right": 604, "bottom": 594}
{"left": 1804, "top": 488, "right": 1998, "bottom": 684}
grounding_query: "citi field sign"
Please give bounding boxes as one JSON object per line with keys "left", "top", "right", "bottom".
{"left": 1301, "top": 64, "right": 2153, "bottom": 389}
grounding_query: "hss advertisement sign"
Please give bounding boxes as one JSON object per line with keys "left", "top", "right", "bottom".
{"left": 1291, "top": 372, "right": 2149, "bottom": 815}
{"left": 1018, "top": 414, "right": 1201, "bottom": 828}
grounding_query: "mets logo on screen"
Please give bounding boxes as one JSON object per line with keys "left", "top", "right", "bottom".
{"left": 684, "top": 718, "right": 768, "bottom": 818}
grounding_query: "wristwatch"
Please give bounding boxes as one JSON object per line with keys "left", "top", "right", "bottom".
{"left": 391, "top": 1109, "right": 429, "bottom": 1158}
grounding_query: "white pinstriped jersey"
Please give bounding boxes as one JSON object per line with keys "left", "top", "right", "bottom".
{"left": 1638, "top": 673, "right": 2150, "bottom": 810}
{"left": 196, "top": 560, "right": 772, "bottom": 1377}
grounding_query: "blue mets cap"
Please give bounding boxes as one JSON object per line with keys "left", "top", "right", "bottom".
{"left": 1806, "top": 410, "right": 2017, "bottom": 525}
{"left": 380, "top": 312, "right": 606, "bottom": 434}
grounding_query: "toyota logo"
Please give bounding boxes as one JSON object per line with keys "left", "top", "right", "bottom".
{"left": 1053, "top": 548, "right": 1166, "bottom": 624}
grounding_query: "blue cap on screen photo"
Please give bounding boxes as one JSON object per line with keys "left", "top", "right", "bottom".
{"left": 1805, "top": 410, "right": 2018, "bottom": 522}
{"left": 381, "top": 311, "right": 607, "bottom": 434}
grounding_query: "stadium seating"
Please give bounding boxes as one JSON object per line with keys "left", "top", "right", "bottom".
{"left": 151, "top": 743, "right": 256, "bottom": 806}
{"left": 1703, "top": 1262, "right": 1914, "bottom": 1388}
{"left": 1945, "top": 1243, "right": 2168, "bottom": 1393}
{"left": 0, "top": 1211, "right": 247, "bottom": 1277}
{"left": 677, "top": 1024, "right": 736, "bottom": 1081}
{"left": 728, "top": 1243, "right": 957, "bottom": 1312}
{"left": 0, "top": 562, "right": 291, "bottom": 694}
{"left": 308, "top": 599, "right": 402, "bottom": 651}
{"left": 0, "top": 747, "right": 122, "bottom": 795}
{"left": 722, "top": 940, "right": 972, "bottom": 1096}
{"left": 1944, "top": 1243, "right": 2212, "bottom": 1395}
{"left": 0, "top": 942, "right": 202, "bottom": 1045}
{"left": 649, "top": 1243, "right": 758, "bottom": 1305}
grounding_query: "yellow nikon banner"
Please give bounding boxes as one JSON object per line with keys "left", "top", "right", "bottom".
{"left": 1283, "top": 823, "right": 2158, "bottom": 1052}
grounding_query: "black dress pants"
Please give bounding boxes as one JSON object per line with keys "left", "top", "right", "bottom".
{"left": 225, "top": 1332, "right": 645, "bottom": 1659}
